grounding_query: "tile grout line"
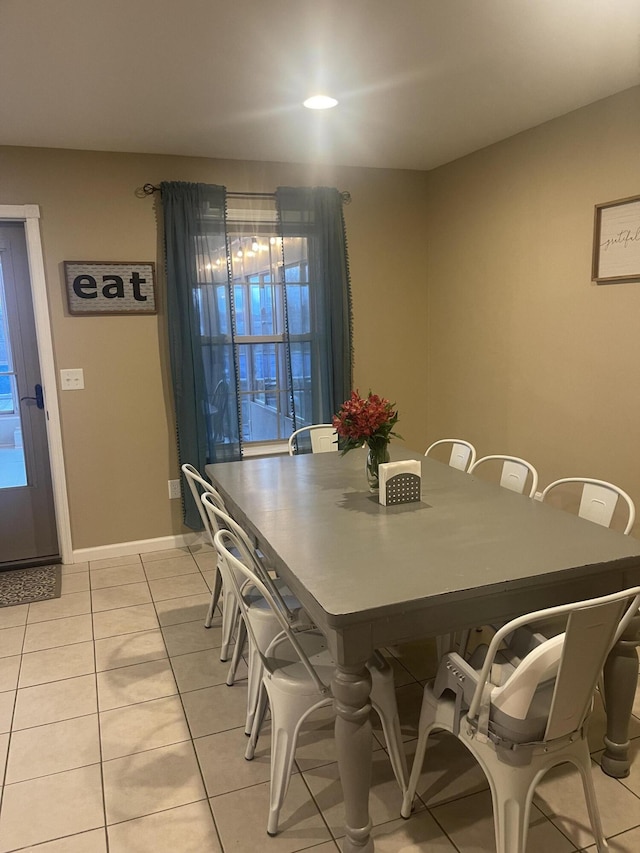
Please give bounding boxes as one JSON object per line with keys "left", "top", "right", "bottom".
{"left": 0, "top": 576, "right": 103, "bottom": 853}
{"left": 0, "top": 602, "right": 28, "bottom": 842}
{"left": 145, "top": 551, "right": 228, "bottom": 853}
{"left": 88, "top": 563, "right": 111, "bottom": 853}
{"left": 1, "top": 552, "right": 640, "bottom": 851}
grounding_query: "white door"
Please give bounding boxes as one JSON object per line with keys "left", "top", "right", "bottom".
{"left": 0, "top": 222, "right": 59, "bottom": 567}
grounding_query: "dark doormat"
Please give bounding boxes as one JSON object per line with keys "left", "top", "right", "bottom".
{"left": 0, "top": 564, "right": 62, "bottom": 608}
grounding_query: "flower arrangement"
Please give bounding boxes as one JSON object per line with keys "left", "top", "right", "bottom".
{"left": 333, "top": 391, "right": 402, "bottom": 492}
{"left": 332, "top": 390, "right": 401, "bottom": 489}
{"left": 332, "top": 390, "right": 400, "bottom": 453}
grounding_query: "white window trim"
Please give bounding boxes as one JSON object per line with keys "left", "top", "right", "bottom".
{"left": 243, "top": 441, "right": 288, "bottom": 457}
{"left": 0, "top": 205, "right": 72, "bottom": 563}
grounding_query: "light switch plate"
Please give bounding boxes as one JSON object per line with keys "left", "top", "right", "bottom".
{"left": 60, "top": 368, "right": 84, "bottom": 390}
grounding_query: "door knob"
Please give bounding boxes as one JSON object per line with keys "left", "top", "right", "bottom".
{"left": 20, "top": 383, "right": 44, "bottom": 409}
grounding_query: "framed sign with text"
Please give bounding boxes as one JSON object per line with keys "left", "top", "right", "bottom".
{"left": 592, "top": 195, "right": 640, "bottom": 284}
{"left": 64, "top": 261, "right": 156, "bottom": 314}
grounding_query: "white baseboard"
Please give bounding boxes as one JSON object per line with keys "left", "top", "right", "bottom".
{"left": 71, "top": 532, "right": 206, "bottom": 564}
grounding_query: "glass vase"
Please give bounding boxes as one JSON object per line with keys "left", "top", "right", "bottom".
{"left": 365, "top": 442, "right": 390, "bottom": 491}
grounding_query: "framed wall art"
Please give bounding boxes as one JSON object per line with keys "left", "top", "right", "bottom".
{"left": 64, "top": 261, "right": 156, "bottom": 314}
{"left": 592, "top": 195, "right": 640, "bottom": 284}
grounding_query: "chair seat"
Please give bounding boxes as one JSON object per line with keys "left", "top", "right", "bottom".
{"left": 239, "top": 577, "right": 308, "bottom": 734}
{"left": 437, "top": 644, "right": 557, "bottom": 745}
{"left": 489, "top": 681, "right": 557, "bottom": 744}
{"left": 245, "top": 590, "right": 303, "bottom": 617}
{"left": 266, "top": 630, "right": 334, "bottom": 692}
{"left": 244, "top": 575, "right": 300, "bottom": 608}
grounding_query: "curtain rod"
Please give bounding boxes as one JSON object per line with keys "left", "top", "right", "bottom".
{"left": 136, "top": 183, "right": 351, "bottom": 204}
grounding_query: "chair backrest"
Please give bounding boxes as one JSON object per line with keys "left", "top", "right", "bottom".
{"left": 211, "top": 379, "right": 229, "bottom": 440}
{"left": 424, "top": 438, "right": 477, "bottom": 472}
{"left": 181, "top": 462, "right": 227, "bottom": 546}
{"left": 469, "top": 454, "right": 539, "bottom": 497}
{"left": 212, "top": 379, "right": 228, "bottom": 407}
{"left": 200, "top": 490, "right": 263, "bottom": 572}
{"left": 466, "top": 586, "right": 640, "bottom": 744}
{"left": 288, "top": 424, "right": 337, "bottom": 456}
{"left": 201, "top": 491, "right": 298, "bottom": 624}
{"left": 214, "top": 527, "right": 328, "bottom": 693}
{"left": 541, "top": 477, "right": 636, "bottom": 535}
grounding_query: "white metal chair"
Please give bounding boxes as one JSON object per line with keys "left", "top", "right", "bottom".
{"left": 469, "top": 454, "right": 539, "bottom": 498}
{"left": 541, "top": 477, "right": 635, "bottom": 535}
{"left": 449, "top": 453, "right": 538, "bottom": 659}
{"left": 210, "top": 378, "right": 229, "bottom": 442}
{"left": 183, "top": 463, "right": 280, "bottom": 704}
{"left": 424, "top": 438, "right": 476, "bottom": 657}
{"left": 401, "top": 586, "right": 640, "bottom": 853}
{"left": 214, "top": 526, "right": 408, "bottom": 837}
{"left": 287, "top": 424, "right": 337, "bottom": 456}
{"left": 424, "top": 438, "right": 477, "bottom": 472}
{"left": 201, "top": 492, "right": 307, "bottom": 737}
{"left": 181, "top": 463, "right": 228, "bottom": 634}
{"left": 536, "top": 479, "right": 637, "bottom": 705}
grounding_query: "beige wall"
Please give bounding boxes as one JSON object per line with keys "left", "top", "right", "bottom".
{"left": 5, "top": 83, "right": 638, "bottom": 552}
{"left": 0, "top": 147, "right": 429, "bottom": 550}
{"left": 424, "top": 86, "right": 640, "bottom": 530}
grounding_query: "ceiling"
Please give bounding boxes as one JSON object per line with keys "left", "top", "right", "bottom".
{"left": 1, "top": 0, "right": 639, "bottom": 172}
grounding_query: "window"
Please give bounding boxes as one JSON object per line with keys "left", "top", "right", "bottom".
{"left": 0, "top": 258, "right": 27, "bottom": 489}
{"left": 162, "top": 180, "right": 352, "bottom": 518}
{"left": 194, "top": 202, "right": 314, "bottom": 445}
{"left": 0, "top": 265, "right": 16, "bottom": 415}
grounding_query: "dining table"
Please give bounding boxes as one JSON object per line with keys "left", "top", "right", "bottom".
{"left": 206, "top": 447, "right": 640, "bottom": 853}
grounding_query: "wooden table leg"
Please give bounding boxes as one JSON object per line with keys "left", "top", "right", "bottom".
{"left": 332, "top": 663, "right": 374, "bottom": 853}
{"left": 601, "top": 615, "right": 640, "bottom": 778}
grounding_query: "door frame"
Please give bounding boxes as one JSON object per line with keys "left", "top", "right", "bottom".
{"left": 0, "top": 204, "right": 72, "bottom": 564}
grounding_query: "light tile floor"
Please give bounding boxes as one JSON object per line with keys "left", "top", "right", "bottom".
{"left": 0, "top": 546, "right": 639, "bottom": 852}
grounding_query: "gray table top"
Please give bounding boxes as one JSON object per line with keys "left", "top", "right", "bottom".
{"left": 206, "top": 449, "right": 640, "bottom": 639}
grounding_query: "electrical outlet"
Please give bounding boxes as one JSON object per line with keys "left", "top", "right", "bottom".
{"left": 168, "top": 479, "right": 181, "bottom": 500}
{"left": 60, "top": 368, "right": 84, "bottom": 390}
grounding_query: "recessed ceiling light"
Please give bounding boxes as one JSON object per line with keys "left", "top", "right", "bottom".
{"left": 303, "top": 95, "right": 338, "bottom": 110}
